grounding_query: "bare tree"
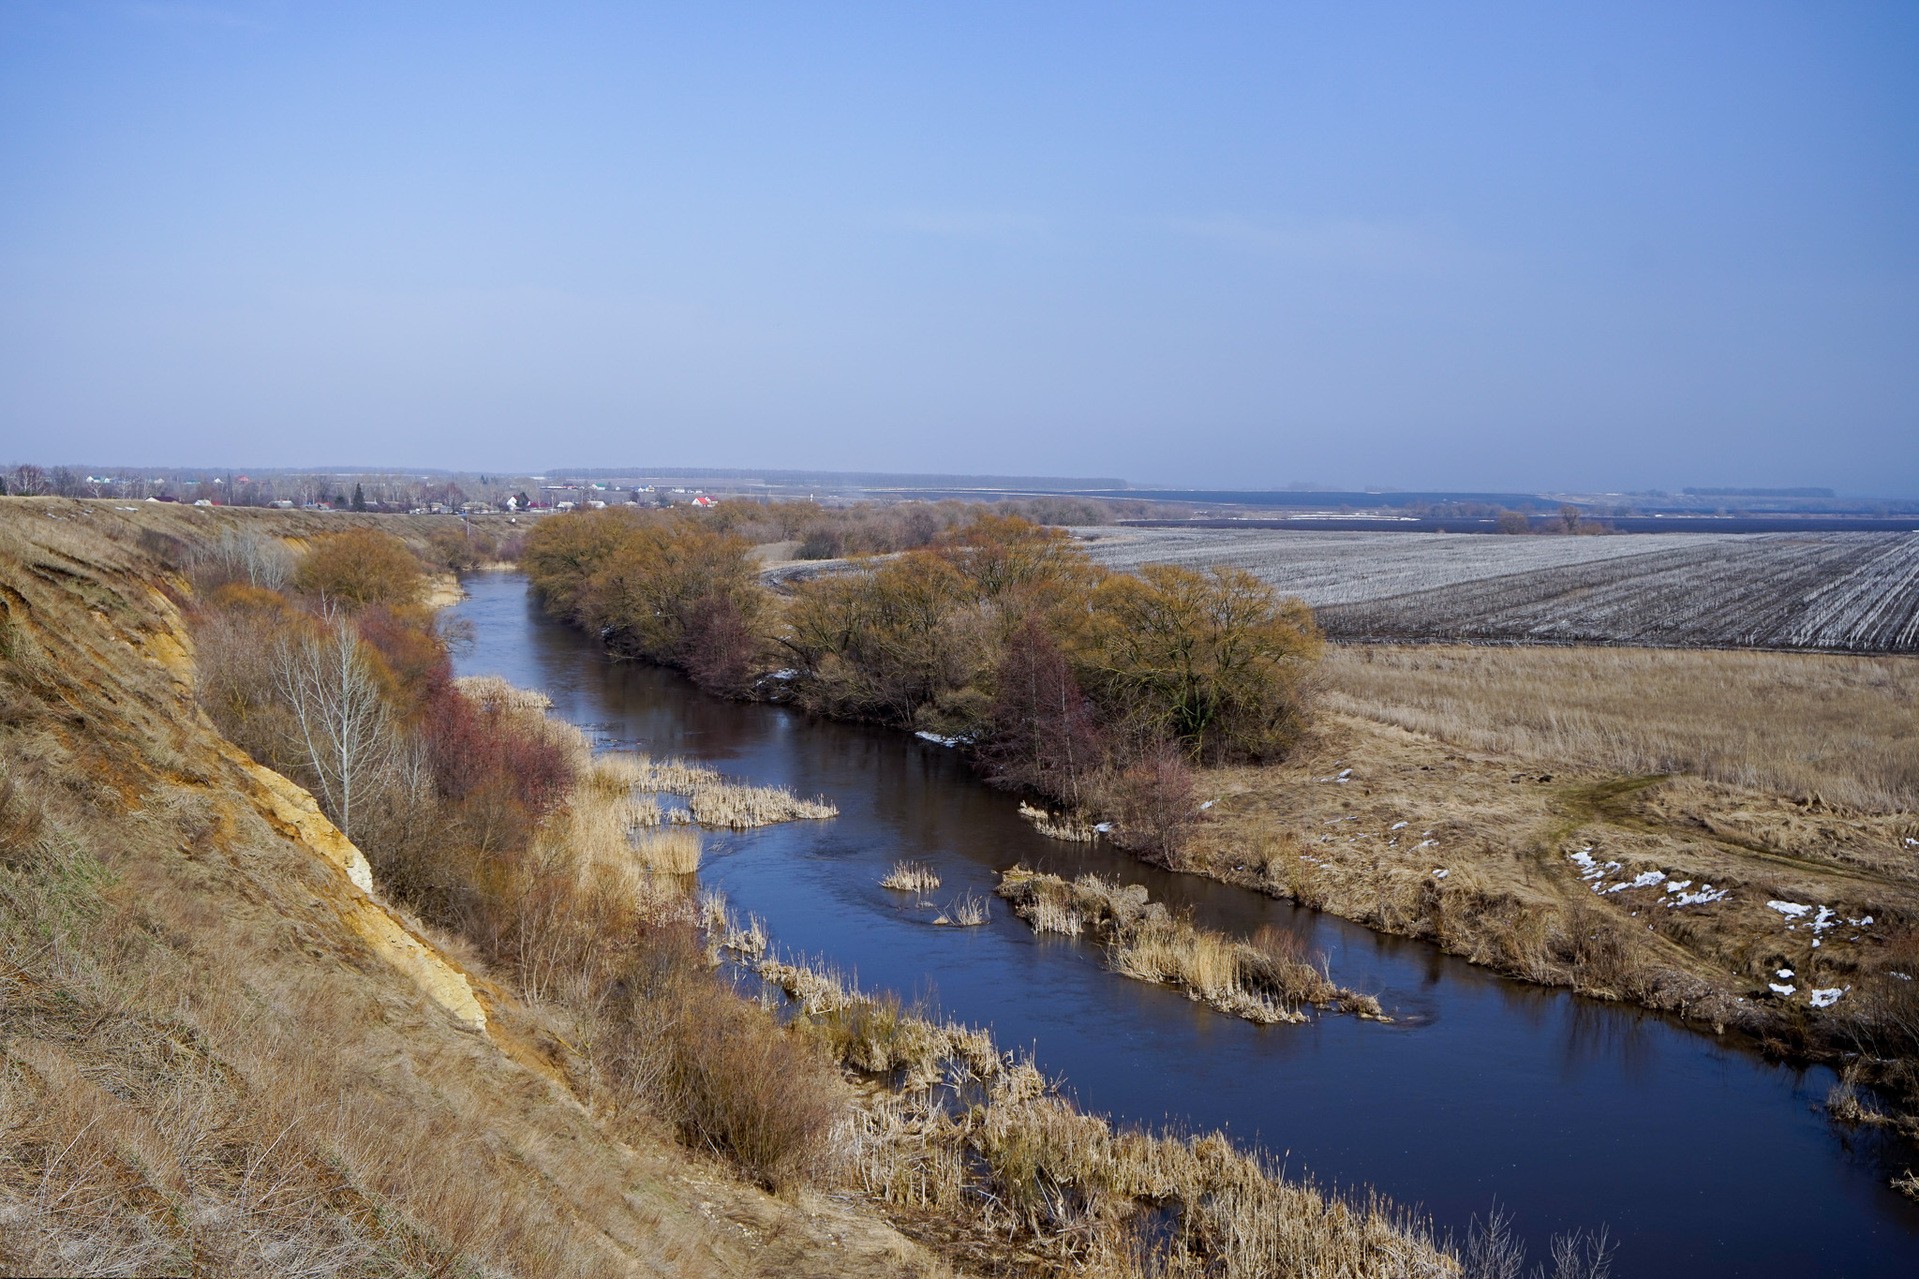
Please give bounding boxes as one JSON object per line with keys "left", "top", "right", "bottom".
{"left": 273, "top": 617, "right": 398, "bottom": 841}
{"left": 8, "top": 464, "right": 50, "bottom": 496}
{"left": 196, "top": 530, "right": 294, "bottom": 590}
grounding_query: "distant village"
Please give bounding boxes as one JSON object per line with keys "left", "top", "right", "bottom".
{"left": 0, "top": 464, "right": 722, "bottom": 515}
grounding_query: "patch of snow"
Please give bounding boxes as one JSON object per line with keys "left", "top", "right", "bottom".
{"left": 1769, "top": 982, "right": 1796, "bottom": 997}
{"left": 1093, "top": 822, "right": 1113, "bottom": 833}
{"left": 1890, "top": 971, "right": 1912, "bottom": 981}
{"left": 1606, "top": 870, "right": 1667, "bottom": 894}
{"left": 1198, "top": 800, "right": 1216, "bottom": 811}
{"left": 1390, "top": 821, "right": 1408, "bottom": 831}
{"left": 914, "top": 731, "right": 963, "bottom": 748}
{"left": 1810, "top": 905, "right": 1837, "bottom": 935}
{"left": 1567, "top": 850, "right": 1621, "bottom": 885}
{"left": 1808, "top": 987, "right": 1848, "bottom": 1009}
{"left": 1664, "top": 880, "right": 1691, "bottom": 893}
{"left": 1776, "top": 968, "right": 1795, "bottom": 979}
{"left": 1415, "top": 838, "right": 1438, "bottom": 850}
{"left": 1666, "top": 884, "right": 1728, "bottom": 908}
{"left": 1767, "top": 900, "right": 1812, "bottom": 920}
{"left": 768, "top": 668, "right": 798, "bottom": 680}
{"left": 1432, "top": 868, "right": 1449, "bottom": 879}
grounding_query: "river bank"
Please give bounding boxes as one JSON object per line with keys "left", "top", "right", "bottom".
{"left": 451, "top": 571, "right": 1919, "bottom": 1275}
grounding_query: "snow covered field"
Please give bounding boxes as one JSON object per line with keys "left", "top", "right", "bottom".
{"left": 1073, "top": 528, "right": 1919, "bottom": 651}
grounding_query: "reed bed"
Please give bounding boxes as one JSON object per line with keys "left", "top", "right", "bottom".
{"left": 996, "top": 867, "right": 1387, "bottom": 1024}
{"left": 609, "top": 750, "right": 839, "bottom": 827}
{"left": 452, "top": 672, "right": 555, "bottom": 713}
{"left": 687, "top": 781, "right": 837, "bottom": 828}
{"left": 749, "top": 954, "right": 1454, "bottom": 1275}
{"left": 1018, "top": 800, "right": 1098, "bottom": 842}
{"left": 700, "top": 892, "right": 770, "bottom": 962}
{"left": 933, "top": 892, "right": 990, "bottom": 927}
{"left": 879, "top": 860, "right": 942, "bottom": 894}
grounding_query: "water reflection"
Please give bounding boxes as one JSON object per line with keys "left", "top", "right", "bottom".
{"left": 451, "top": 574, "right": 1919, "bottom": 1278}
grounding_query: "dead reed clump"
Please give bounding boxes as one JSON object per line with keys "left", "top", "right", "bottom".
{"left": 452, "top": 672, "right": 555, "bottom": 713}
{"left": 880, "top": 860, "right": 942, "bottom": 895}
{"left": 1894, "top": 1169, "right": 1919, "bottom": 1201}
{"left": 1018, "top": 800, "right": 1099, "bottom": 842}
{"left": 687, "top": 780, "right": 838, "bottom": 828}
{"left": 700, "top": 891, "right": 770, "bottom": 961}
{"left": 635, "top": 827, "right": 702, "bottom": 874}
{"left": 619, "top": 751, "right": 840, "bottom": 828}
{"left": 933, "top": 892, "right": 990, "bottom": 927}
{"left": 997, "top": 868, "right": 1387, "bottom": 1025}
{"left": 1826, "top": 1064, "right": 1892, "bottom": 1127}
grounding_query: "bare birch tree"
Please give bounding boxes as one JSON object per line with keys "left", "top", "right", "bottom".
{"left": 273, "top": 616, "right": 398, "bottom": 841}
{"left": 195, "top": 530, "right": 294, "bottom": 590}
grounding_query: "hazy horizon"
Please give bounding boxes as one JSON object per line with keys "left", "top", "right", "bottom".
{"left": 4, "top": 2, "right": 1915, "bottom": 494}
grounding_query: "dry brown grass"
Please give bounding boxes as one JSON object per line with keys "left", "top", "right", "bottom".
{"left": 1172, "top": 649, "right": 1919, "bottom": 1125}
{"left": 634, "top": 827, "right": 703, "bottom": 874}
{"left": 1323, "top": 643, "right": 1919, "bottom": 813}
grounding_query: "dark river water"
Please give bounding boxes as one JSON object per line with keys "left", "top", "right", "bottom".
{"left": 450, "top": 573, "right": 1919, "bottom": 1276}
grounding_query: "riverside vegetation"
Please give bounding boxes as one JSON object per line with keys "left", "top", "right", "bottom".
{"left": 995, "top": 867, "right": 1386, "bottom": 1024}
{"left": 523, "top": 502, "right": 1919, "bottom": 1169}
{"left": 10, "top": 497, "right": 1621, "bottom": 1276}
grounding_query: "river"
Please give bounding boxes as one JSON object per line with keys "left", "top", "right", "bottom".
{"left": 450, "top": 572, "right": 1919, "bottom": 1276}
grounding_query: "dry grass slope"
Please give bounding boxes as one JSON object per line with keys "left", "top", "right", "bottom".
{"left": 0, "top": 499, "right": 945, "bottom": 1279}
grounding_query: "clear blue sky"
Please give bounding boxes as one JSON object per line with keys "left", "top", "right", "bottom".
{"left": 3, "top": 1, "right": 1914, "bottom": 493}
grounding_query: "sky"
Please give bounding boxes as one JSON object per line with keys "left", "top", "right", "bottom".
{"left": 2, "top": 2, "right": 1915, "bottom": 494}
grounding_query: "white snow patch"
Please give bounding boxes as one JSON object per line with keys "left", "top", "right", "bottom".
{"left": 1606, "top": 870, "right": 1667, "bottom": 894}
{"left": 914, "top": 731, "right": 963, "bottom": 747}
{"left": 1666, "top": 885, "right": 1728, "bottom": 908}
{"left": 1198, "top": 800, "right": 1216, "bottom": 811}
{"left": 768, "top": 668, "right": 798, "bottom": 680}
{"left": 1415, "top": 839, "right": 1438, "bottom": 850}
{"left": 1890, "top": 971, "right": 1912, "bottom": 982}
{"left": 1767, "top": 900, "right": 1812, "bottom": 920}
{"left": 1432, "top": 868, "right": 1449, "bottom": 879}
{"left": 1776, "top": 968, "right": 1794, "bottom": 979}
{"left": 1390, "top": 821, "right": 1408, "bottom": 831}
{"left": 1093, "top": 822, "right": 1113, "bottom": 834}
{"left": 1809, "top": 987, "right": 1848, "bottom": 1009}
{"left": 1769, "top": 983, "right": 1796, "bottom": 997}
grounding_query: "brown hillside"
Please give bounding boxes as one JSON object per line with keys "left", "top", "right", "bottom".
{"left": 0, "top": 498, "right": 943, "bottom": 1274}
